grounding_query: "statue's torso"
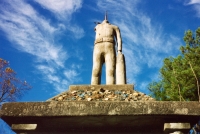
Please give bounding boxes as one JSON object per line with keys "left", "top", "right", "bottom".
{"left": 95, "top": 23, "right": 116, "bottom": 39}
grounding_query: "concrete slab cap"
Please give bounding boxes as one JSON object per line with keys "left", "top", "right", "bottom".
{"left": 69, "top": 84, "right": 134, "bottom": 91}
{"left": 1, "top": 101, "right": 199, "bottom": 133}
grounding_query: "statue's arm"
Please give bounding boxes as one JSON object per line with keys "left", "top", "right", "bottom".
{"left": 114, "top": 26, "right": 122, "bottom": 52}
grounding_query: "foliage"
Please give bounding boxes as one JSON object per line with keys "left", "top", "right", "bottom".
{"left": 0, "top": 58, "right": 31, "bottom": 106}
{"left": 148, "top": 81, "right": 166, "bottom": 101}
{"left": 148, "top": 27, "right": 200, "bottom": 101}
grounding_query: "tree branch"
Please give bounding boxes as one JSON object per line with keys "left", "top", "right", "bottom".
{"left": 189, "top": 61, "right": 200, "bottom": 102}
{"left": 172, "top": 66, "right": 185, "bottom": 101}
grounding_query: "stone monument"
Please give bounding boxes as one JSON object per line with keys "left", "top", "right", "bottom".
{"left": 91, "top": 12, "right": 126, "bottom": 85}
{"left": 1, "top": 13, "right": 200, "bottom": 134}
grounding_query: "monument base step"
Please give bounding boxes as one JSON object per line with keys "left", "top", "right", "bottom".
{"left": 69, "top": 84, "right": 134, "bottom": 91}
{"left": 1, "top": 101, "right": 200, "bottom": 134}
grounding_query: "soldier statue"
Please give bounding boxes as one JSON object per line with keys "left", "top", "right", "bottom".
{"left": 91, "top": 13, "right": 125, "bottom": 85}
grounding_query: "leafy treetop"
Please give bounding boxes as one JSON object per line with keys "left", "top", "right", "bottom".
{"left": 0, "top": 58, "right": 31, "bottom": 106}
{"left": 148, "top": 27, "right": 200, "bottom": 101}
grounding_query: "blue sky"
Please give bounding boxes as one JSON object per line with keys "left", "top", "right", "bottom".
{"left": 0, "top": 0, "right": 200, "bottom": 102}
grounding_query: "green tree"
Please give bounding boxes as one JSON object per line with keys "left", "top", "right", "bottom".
{"left": 148, "top": 81, "right": 167, "bottom": 101}
{"left": 148, "top": 27, "right": 200, "bottom": 101}
{"left": 0, "top": 58, "right": 31, "bottom": 106}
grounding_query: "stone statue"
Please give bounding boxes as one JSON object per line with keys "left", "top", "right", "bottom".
{"left": 91, "top": 13, "right": 126, "bottom": 85}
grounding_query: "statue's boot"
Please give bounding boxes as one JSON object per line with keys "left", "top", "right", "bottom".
{"left": 91, "top": 76, "right": 100, "bottom": 85}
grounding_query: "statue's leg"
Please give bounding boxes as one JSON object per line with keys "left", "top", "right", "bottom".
{"left": 91, "top": 44, "right": 103, "bottom": 85}
{"left": 105, "top": 42, "right": 116, "bottom": 85}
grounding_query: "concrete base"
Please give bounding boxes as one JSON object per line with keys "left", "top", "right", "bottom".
{"left": 1, "top": 101, "right": 200, "bottom": 134}
{"left": 69, "top": 84, "right": 134, "bottom": 91}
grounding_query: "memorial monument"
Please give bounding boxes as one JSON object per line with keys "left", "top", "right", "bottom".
{"left": 91, "top": 12, "right": 126, "bottom": 85}
{"left": 0, "top": 13, "right": 200, "bottom": 134}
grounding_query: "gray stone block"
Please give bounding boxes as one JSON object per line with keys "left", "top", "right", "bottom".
{"left": 1, "top": 101, "right": 199, "bottom": 133}
{"left": 69, "top": 84, "right": 134, "bottom": 91}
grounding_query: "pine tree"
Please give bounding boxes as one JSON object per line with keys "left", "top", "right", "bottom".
{"left": 148, "top": 27, "right": 200, "bottom": 101}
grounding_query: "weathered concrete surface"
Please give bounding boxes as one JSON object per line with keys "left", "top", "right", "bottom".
{"left": 1, "top": 101, "right": 200, "bottom": 116}
{"left": 0, "top": 101, "right": 200, "bottom": 133}
{"left": 69, "top": 84, "right": 134, "bottom": 91}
